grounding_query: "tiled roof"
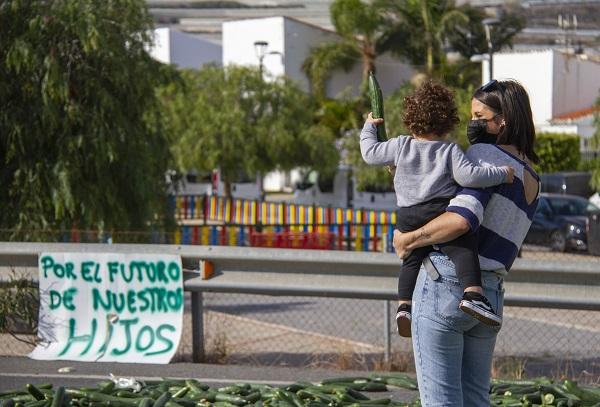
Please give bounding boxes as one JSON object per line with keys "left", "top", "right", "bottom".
{"left": 553, "top": 106, "right": 600, "bottom": 121}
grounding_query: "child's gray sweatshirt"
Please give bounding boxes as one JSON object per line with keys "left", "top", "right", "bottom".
{"left": 360, "top": 122, "right": 510, "bottom": 208}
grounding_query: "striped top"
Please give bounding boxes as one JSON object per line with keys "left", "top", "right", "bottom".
{"left": 446, "top": 143, "right": 540, "bottom": 275}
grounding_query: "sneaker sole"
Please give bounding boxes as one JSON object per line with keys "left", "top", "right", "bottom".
{"left": 396, "top": 312, "right": 412, "bottom": 337}
{"left": 459, "top": 301, "right": 502, "bottom": 326}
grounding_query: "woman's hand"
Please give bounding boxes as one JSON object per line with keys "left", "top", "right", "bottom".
{"left": 393, "top": 229, "right": 413, "bottom": 259}
{"left": 366, "top": 112, "right": 384, "bottom": 126}
{"left": 501, "top": 166, "right": 515, "bottom": 183}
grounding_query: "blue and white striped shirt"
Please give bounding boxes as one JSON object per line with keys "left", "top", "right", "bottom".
{"left": 446, "top": 143, "right": 540, "bottom": 274}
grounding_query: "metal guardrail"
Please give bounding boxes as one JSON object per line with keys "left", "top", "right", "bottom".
{"left": 1, "top": 242, "right": 599, "bottom": 362}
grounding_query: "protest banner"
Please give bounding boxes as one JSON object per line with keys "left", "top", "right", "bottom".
{"left": 29, "top": 253, "right": 184, "bottom": 364}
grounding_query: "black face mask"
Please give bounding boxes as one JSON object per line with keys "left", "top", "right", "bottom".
{"left": 467, "top": 119, "right": 498, "bottom": 145}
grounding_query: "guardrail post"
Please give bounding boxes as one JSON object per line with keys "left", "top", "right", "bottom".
{"left": 191, "top": 291, "right": 205, "bottom": 363}
{"left": 384, "top": 300, "right": 390, "bottom": 363}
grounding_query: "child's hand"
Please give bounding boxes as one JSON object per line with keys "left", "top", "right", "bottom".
{"left": 366, "top": 112, "right": 384, "bottom": 126}
{"left": 502, "top": 166, "right": 515, "bottom": 183}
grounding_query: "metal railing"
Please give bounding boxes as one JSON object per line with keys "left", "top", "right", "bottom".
{"left": 1, "top": 242, "right": 599, "bottom": 364}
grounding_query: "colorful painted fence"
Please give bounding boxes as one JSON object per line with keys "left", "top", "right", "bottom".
{"left": 171, "top": 195, "right": 397, "bottom": 228}
{"left": 173, "top": 223, "right": 395, "bottom": 252}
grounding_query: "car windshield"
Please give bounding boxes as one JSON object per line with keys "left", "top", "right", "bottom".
{"left": 547, "top": 197, "right": 600, "bottom": 216}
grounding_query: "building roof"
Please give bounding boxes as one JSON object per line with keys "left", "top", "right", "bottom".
{"left": 553, "top": 106, "right": 599, "bottom": 121}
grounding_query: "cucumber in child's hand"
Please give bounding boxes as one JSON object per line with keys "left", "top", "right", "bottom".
{"left": 368, "top": 71, "right": 388, "bottom": 142}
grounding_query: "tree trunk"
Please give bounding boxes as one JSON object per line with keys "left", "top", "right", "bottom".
{"left": 426, "top": 42, "right": 434, "bottom": 76}
{"left": 361, "top": 44, "right": 377, "bottom": 95}
{"left": 420, "top": 0, "right": 434, "bottom": 76}
{"left": 223, "top": 177, "right": 232, "bottom": 200}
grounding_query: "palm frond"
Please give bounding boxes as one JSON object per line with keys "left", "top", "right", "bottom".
{"left": 302, "top": 42, "right": 360, "bottom": 99}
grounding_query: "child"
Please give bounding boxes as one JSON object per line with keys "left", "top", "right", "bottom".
{"left": 360, "top": 81, "right": 513, "bottom": 337}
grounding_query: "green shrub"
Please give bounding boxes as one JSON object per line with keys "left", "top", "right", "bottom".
{"left": 534, "top": 133, "right": 581, "bottom": 174}
{"left": 0, "top": 273, "right": 38, "bottom": 344}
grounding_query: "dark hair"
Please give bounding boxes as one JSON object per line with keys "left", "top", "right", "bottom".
{"left": 473, "top": 79, "right": 539, "bottom": 163}
{"left": 403, "top": 81, "right": 459, "bottom": 137}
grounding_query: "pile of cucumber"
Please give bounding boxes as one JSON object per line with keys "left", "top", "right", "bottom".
{"left": 2, "top": 374, "right": 599, "bottom": 407}
{"left": 490, "top": 378, "right": 600, "bottom": 406}
{"left": 0, "top": 374, "right": 418, "bottom": 407}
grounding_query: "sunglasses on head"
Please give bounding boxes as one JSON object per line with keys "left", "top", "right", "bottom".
{"left": 479, "top": 79, "right": 503, "bottom": 92}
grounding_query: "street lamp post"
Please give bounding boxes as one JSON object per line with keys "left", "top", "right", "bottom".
{"left": 253, "top": 40, "right": 269, "bottom": 78}
{"left": 482, "top": 18, "right": 500, "bottom": 80}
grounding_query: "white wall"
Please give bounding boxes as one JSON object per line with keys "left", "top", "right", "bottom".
{"left": 150, "top": 28, "right": 221, "bottom": 69}
{"left": 283, "top": 18, "right": 339, "bottom": 92}
{"left": 484, "top": 50, "right": 555, "bottom": 124}
{"left": 552, "top": 53, "right": 600, "bottom": 118}
{"left": 263, "top": 169, "right": 303, "bottom": 192}
{"left": 326, "top": 53, "right": 414, "bottom": 99}
{"left": 150, "top": 28, "right": 171, "bottom": 65}
{"left": 222, "top": 17, "right": 286, "bottom": 78}
{"left": 170, "top": 30, "right": 222, "bottom": 69}
{"left": 372, "top": 54, "right": 415, "bottom": 98}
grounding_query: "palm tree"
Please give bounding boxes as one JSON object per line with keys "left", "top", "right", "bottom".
{"left": 379, "top": 0, "right": 469, "bottom": 76}
{"left": 301, "top": 0, "right": 399, "bottom": 99}
{"left": 302, "top": 0, "right": 471, "bottom": 98}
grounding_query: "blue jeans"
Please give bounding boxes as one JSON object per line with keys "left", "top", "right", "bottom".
{"left": 412, "top": 252, "right": 504, "bottom": 407}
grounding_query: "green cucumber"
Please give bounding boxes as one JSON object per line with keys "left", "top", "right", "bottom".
{"left": 243, "top": 393, "right": 261, "bottom": 404}
{"left": 171, "top": 388, "right": 188, "bottom": 399}
{"left": 171, "top": 399, "right": 195, "bottom": 407}
{"left": 353, "top": 399, "right": 391, "bottom": 405}
{"left": 98, "top": 383, "right": 115, "bottom": 395}
{"left": 214, "top": 394, "right": 247, "bottom": 406}
{"left": 112, "top": 393, "right": 140, "bottom": 400}
{"left": 26, "top": 385, "right": 46, "bottom": 402}
{"left": 79, "top": 394, "right": 136, "bottom": 407}
{"left": 9, "top": 396, "right": 35, "bottom": 403}
{"left": 368, "top": 72, "right": 387, "bottom": 142}
{"left": 250, "top": 385, "right": 273, "bottom": 394}
{"left": 345, "top": 389, "right": 369, "bottom": 401}
{"left": 216, "top": 387, "right": 243, "bottom": 395}
{"left": 50, "top": 388, "right": 64, "bottom": 407}
{"left": 521, "top": 391, "right": 542, "bottom": 404}
{"left": 381, "top": 378, "right": 417, "bottom": 390}
{"left": 153, "top": 392, "right": 171, "bottom": 407}
{"left": 321, "top": 378, "right": 370, "bottom": 385}
{"left": 213, "top": 402, "right": 238, "bottom": 407}
{"left": 282, "top": 384, "right": 307, "bottom": 393}
{"left": 187, "top": 391, "right": 216, "bottom": 402}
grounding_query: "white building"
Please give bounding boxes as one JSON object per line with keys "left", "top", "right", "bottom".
{"left": 150, "top": 27, "right": 222, "bottom": 69}
{"left": 222, "top": 16, "right": 414, "bottom": 99}
{"left": 482, "top": 49, "right": 600, "bottom": 151}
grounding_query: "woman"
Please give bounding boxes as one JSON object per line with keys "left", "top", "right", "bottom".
{"left": 393, "top": 79, "right": 540, "bottom": 406}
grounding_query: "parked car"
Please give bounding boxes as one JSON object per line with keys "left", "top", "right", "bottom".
{"left": 539, "top": 171, "right": 592, "bottom": 198}
{"left": 525, "top": 193, "right": 600, "bottom": 252}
